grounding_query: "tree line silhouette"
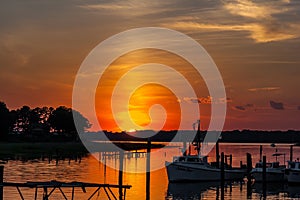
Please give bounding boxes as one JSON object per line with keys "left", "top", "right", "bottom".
{"left": 0, "top": 101, "right": 91, "bottom": 142}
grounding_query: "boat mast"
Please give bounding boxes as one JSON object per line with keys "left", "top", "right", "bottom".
{"left": 193, "top": 119, "right": 201, "bottom": 155}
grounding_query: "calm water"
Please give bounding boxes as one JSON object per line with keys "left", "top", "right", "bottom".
{"left": 2, "top": 143, "right": 300, "bottom": 199}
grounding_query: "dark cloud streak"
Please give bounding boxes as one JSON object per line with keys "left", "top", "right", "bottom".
{"left": 270, "top": 100, "right": 284, "bottom": 110}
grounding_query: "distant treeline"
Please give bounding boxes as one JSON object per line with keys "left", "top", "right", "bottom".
{"left": 103, "top": 130, "right": 300, "bottom": 144}
{"left": 0, "top": 101, "right": 91, "bottom": 142}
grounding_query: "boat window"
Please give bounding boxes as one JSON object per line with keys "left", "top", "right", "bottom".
{"left": 187, "top": 158, "right": 199, "bottom": 162}
{"left": 179, "top": 157, "right": 186, "bottom": 162}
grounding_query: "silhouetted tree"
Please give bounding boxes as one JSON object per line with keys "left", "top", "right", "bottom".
{"left": 13, "top": 106, "right": 32, "bottom": 134}
{"left": 30, "top": 106, "right": 53, "bottom": 134}
{"left": 9, "top": 109, "right": 18, "bottom": 133}
{"left": 0, "top": 102, "right": 10, "bottom": 139}
{"left": 48, "top": 106, "right": 90, "bottom": 139}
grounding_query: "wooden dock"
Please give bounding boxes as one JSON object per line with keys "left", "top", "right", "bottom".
{"left": 0, "top": 166, "right": 131, "bottom": 200}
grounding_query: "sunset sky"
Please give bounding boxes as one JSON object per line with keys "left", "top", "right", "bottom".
{"left": 1, "top": 0, "right": 300, "bottom": 131}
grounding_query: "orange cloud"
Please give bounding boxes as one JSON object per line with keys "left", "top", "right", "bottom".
{"left": 248, "top": 87, "right": 280, "bottom": 92}
{"left": 165, "top": 0, "right": 299, "bottom": 43}
{"left": 224, "top": 0, "right": 287, "bottom": 20}
{"left": 168, "top": 21, "right": 298, "bottom": 43}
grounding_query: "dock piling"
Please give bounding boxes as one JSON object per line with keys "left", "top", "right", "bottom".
{"left": 220, "top": 152, "right": 225, "bottom": 200}
{"left": 183, "top": 142, "right": 186, "bottom": 156}
{"left": 262, "top": 156, "right": 267, "bottom": 198}
{"left": 119, "top": 151, "right": 124, "bottom": 200}
{"left": 259, "top": 145, "right": 263, "bottom": 161}
{"left": 0, "top": 165, "right": 3, "bottom": 200}
{"left": 246, "top": 153, "right": 252, "bottom": 198}
{"left": 216, "top": 141, "right": 220, "bottom": 168}
{"left": 290, "top": 145, "right": 293, "bottom": 161}
{"left": 146, "top": 139, "right": 151, "bottom": 200}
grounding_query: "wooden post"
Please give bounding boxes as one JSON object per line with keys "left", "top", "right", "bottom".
{"left": 43, "top": 187, "right": 48, "bottom": 200}
{"left": 246, "top": 153, "right": 252, "bottom": 178}
{"left": 262, "top": 156, "right": 266, "bottom": 182}
{"left": 229, "top": 154, "right": 232, "bottom": 168}
{"left": 119, "top": 151, "right": 124, "bottom": 200}
{"left": 259, "top": 145, "right": 263, "bottom": 162}
{"left": 290, "top": 145, "right": 293, "bottom": 161}
{"left": 0, "top": 166, "right": 3, "bottom": 200}
{"left": 246, "top": 153, "right": 252, "bottom": 198}
{"left": 183, "top": 142, "right": 187, "bottom": 156}
{"left": 146, "top": 139, "right": 151, "bottom": 200}
{"left": 220, "top": 152, "right": 225, "bottom": 200}
{"left": 216, "top": 141, "right": 220, "bottom": 168}
{"left": 262, "top": 156, "right": 267, "bottom": 198}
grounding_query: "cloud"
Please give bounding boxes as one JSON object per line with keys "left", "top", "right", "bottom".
{"left": 183, "top": 96, "right": 231, "bottom": 104}
{"left": 224, "top": 0, "right": 287, "bottom": 20}
{"left": 235, "top": 106, "right": 246, "bottom": 111}
{"left": 222, "top": 97, "right": 233, "bottom": 103}
{"left": 233, "top": 103, "right": 254, "bottom": 111}
{"left": 183, "top": 97, "right": 203, "bottom": 104}
{"left": 79, "top": 1, "right": 173, "bottom": 17}
{"left": 165, "top": 0, "right": 300, "bottom": 43}
{"left": 168, "top": 21, "right": 298, "bottom": 43}
{"left": 270, "top": 100, "right": 284, "bottom": 110}
{"left": 248, "top": 87, "right": 280, "bottom": 92}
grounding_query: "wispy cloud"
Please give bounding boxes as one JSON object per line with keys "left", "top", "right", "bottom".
{"left": 182, "top": 96, "right": 231, "bottom": 104}
{"left": 79, "top": 1, "right": 173, "bottom": 17}
{"left": 168, "top": 21, "right": 298, "bottom": 43}
{"left": 270, "top": 100, "right": 284, "bottom": 110}
{"left": 233, "top": 103, "right": 254, "bottom": 111}
{"left": 224, "top": 0, "right": 288, "bottom": 20}
{"left": 248, "top": 87, "right": 280, "bottom": 92}
{"left": 165, "top": 0, "right": 300, "bottom": 43}
{"left": 183, "top": 97, "right": 210, "bottom": 104}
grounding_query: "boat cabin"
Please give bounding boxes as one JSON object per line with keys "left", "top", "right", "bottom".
{"left": 173, "top": 155, "right": 208, "bottom": 163}
{"left": 255, "top": 162, "right": 283, "bottom": 168}
{"left": 288, "top": 161, "right": 300, "bottom": 170}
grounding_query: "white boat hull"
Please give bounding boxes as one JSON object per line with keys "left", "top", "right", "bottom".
{"left": 166, "top": 162, "right": 246, "bottom": 182}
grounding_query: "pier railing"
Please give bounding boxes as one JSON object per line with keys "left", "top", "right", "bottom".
{"left": 0, "top": 166, "right": 131, "bottom": 200}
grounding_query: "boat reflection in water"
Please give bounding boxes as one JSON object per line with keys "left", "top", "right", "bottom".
{"left": 252, "top": 182, "right": 286, "bottom": 196}
{"left": 286, "top": 185, "right": 300, "bottom": 198}
{"left": 167, "top": 181, "right": 220, "bottom": 199}
{"left": 166, "top": 181, "right": 242, "bottom": 199}
{"left": 252, "top": 182, "right": 300, "bottom": 199}
{"left": 167, "top": 181, "right": 300, "bottom": 199}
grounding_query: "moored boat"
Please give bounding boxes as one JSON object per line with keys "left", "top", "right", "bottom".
{"left": 250, "top": 161, "right": 285, "bottom": 182}
{"left": 166, "top": 155, "right": 247, "bottom": 182}
{"left": 285, "top": 161, "right": 300, "bottom": 184}
{"left": 166, "top": 120, "right": 246, "bottom": 182}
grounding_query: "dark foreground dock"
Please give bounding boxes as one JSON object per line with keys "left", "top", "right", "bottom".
{"left": 0, "top": 166, "right": 131, "bottom": 200}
